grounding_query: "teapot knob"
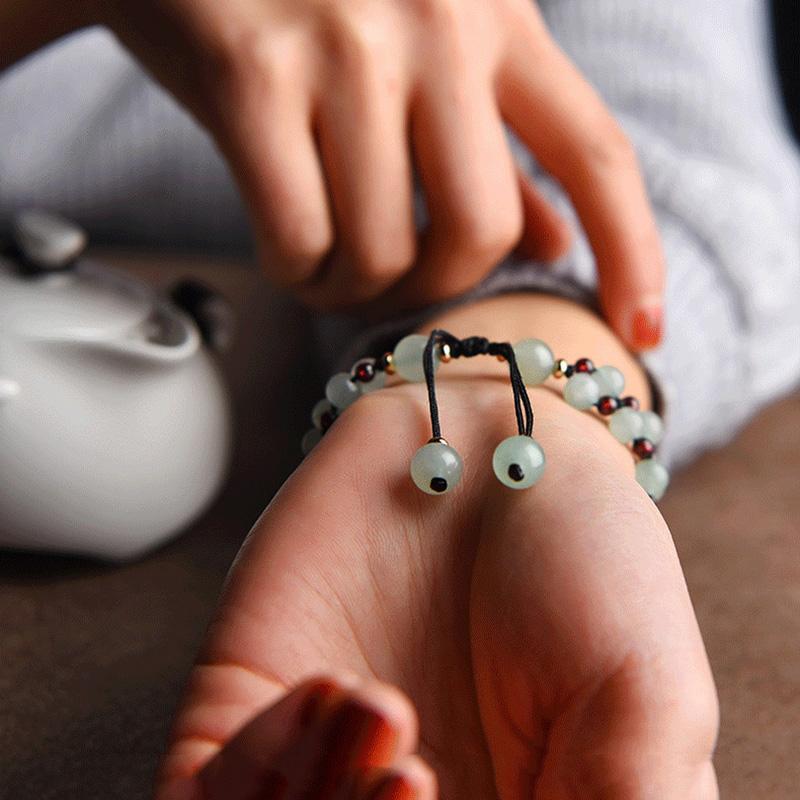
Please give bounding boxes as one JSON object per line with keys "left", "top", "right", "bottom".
{"left": 12, "top": 210, "right": 87, "bottom": 272}
{"left": 170, "top": 280, "right": 234, "bottom": 353}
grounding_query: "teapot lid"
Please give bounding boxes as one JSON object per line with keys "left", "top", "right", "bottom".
{"left": 0, "top": 212, "right": 155, "bottom": 340}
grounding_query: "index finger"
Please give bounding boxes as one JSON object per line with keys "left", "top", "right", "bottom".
{"left": 497, "top": 19, "right": 665, "bottom": 351}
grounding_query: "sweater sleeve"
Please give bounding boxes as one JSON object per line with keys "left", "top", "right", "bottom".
{"left": 326, "top": 0, "right": 800, "bottom": 469}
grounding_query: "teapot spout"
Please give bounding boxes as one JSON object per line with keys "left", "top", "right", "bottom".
{"left": 45, "top": 302, "right": 201, "bottom": 368}
{"left": 93, "top": 303, "right": 201, "bottom": 366}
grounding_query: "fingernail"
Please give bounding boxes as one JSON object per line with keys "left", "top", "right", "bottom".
{"left": 299, "top": 680, "right": 341, "bottom": 727}
{"left": 368, "top": 774, "right": 417, "bottom": 800}
{"left": 310, "top": 700, "right": 396, "bottom": 794}
{"left": 631, "top": 304, "right": 663, "bottom": 350}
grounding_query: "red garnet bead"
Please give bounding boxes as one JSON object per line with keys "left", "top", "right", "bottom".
{"left": 319, "top": 409, "right": 337, "bottom": 432}
{"left": 352, "top": 359, "right": 376, "bottom": 383}
{"left": 574, "top": 357, "right": 595, "bottom": 373}
{"left": 597, "top": 395, "right": 620, "bottom": 416}
{"left": 621, "top": 396, "right": 640, "bottom": 410}
{"left": 633, "top": 438, "right": 655, "bottom": 459}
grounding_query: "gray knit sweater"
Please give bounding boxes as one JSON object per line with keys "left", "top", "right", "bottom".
{"left": 1, "top": 0, "right": 798, "bottom": 468}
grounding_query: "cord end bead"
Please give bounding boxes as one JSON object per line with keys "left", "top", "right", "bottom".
{"left": 410, "top": 440, "right": 463, "bottom": 495}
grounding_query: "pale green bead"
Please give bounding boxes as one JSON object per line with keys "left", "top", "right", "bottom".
{"left": 593, "top": 365, "right": 625, "bottom": 397}
{"left": 359, "top": 369, "right": 387, "bottom": 394}
{"left": 513, "top": 338, "right": 555, "bottom": 386}
{"left": 492, "top": 435, "right": 546, "bottom": 489}
{"left": 635, "top": 459, "right": 670, "bottom": 501}
{"left": 563, "top": 373, "right": 601, "bottom": 410}
{"left": 301, "top": 428, "right": 322, "bottom": 455}
{"left": 410, "top": 441, "right": 463, "bottom": 495}
{"left": 325, "top": 372, "right": 360, "bottom": 409}
{"left": 394, "top": 334, "right": 439, "bottom": 382}
{"left": 311, "top": 399, "right": 334, "bottom": 429}
{"left": 640, "top": 410, "right": 664, "bottom": 444}
{"left": 608, "top": 407, "right": 644, "bottom": 443}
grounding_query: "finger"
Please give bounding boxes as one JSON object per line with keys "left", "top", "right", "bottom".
{"left": 156, "top": 675, "right": 420, "bottom": 800}
{"left": 154, "top": 676, "right": 329, "bottom": 800}
{"left": 358, "top": 755, "right": 438, "bottom": 800}
{"left": 515, "top": 169, "right": 572, "bottom": 263}
{"left": 199, "top": 679, "right": 418, "bottom": 800}
{"left": 388, "top": 73, "right": 522, "bottom": 306}
{"left": 498, "top": 17, "right": 665, "bottom": 351}
{"left": 299, "top": 52, "right": 416, "bottom": 308}
{"left": 212, "top": 53, "right": 334, "bottom": 288}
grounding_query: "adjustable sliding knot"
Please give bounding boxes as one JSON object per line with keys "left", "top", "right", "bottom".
{"left": 457, "top": 336, "right": 492, "bottom": 358}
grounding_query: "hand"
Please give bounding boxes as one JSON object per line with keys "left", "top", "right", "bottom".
{"left": 68, "top": 0, "right": 664, "bottom": 348}
{"left": 154, "top": 372, "right": 717, "bottom": 798}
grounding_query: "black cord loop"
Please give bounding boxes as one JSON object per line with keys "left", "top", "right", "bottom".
{"left": 423, "top": 329, "right": 534, "bottom": 442}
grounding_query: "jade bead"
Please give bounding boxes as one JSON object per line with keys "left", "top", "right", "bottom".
{"left": 513, "top": 338, "right": 555, "bottom": 386}
{"left": 394, "top": 334, "right": 439, "bottom": 383}
{"left": 640, "top": 410, "right": 664, "bottom": 444}
{"left": 492, "top": 435, "right": 546, "bottom": 489}
{"left": 301, "top": 428, "right": 322, "bottom": 455}
{"left": 635, "top": 459, "right": 670, "bottom": 501}
{"left": 593, "top": 365, "right": 625, "bottom": 397}
{"left": 410, "top": 441, "right": 463, "bottom": 495}
{"left": 608, "top": 407, "right": 644, "bottom": 443}
{"left": 325, "top": 372, "right": 360, "bottom": 410}
{"left": 563, "top": 373, "right": 601, "bottom": 410}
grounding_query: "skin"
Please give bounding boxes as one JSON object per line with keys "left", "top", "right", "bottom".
{"left": 2, "top": 0, "right": 664, "bottom": 349}
{"left": 154, "top": 294, "right": 719, "bottom": 800}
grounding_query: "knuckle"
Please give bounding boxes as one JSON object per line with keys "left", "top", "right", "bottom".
{"left": 584, "top": 121, "right": 639, "bottom": 173}
{"left": 452, "top": 198, "right": 523, "bottom": 261}
{"left": 268, "top": 212, "right": 332, "bottom": 279}
{"left": 320, "top": 8, "right": 383, "bottom": 77}
{"left": 408, "top": 0, "right": 459, "bottom": 28}
{"left": 351, "top": 236, "right": 416, "bottom": 284}
{"left": 212, "top": 27, "right": 279, "bottom": 91}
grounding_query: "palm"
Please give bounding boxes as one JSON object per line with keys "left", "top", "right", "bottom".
{"left": 163, "top": 379, "right": 717, "bottom": 799}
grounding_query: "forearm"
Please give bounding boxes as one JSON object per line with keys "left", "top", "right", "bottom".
{"left": 0, "top": 0, "right": 93, "bottom": 71}
{"left": 416, "top": 292, "right": 653, "bottom": 410}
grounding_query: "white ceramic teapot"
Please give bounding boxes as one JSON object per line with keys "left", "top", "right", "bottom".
{"left": 0, "top": 212, "right": 232, "bottom": 560}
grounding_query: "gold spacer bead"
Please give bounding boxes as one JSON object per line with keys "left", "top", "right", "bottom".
{"left": 439, "top": 343, "right": 452, "bottom": 363}
{"left": 428, "top": 436, "right": 449, "bottom": 446}
{"left": 552, "top": 358, "right": 569, "bottom": 378}
{"left": 496, "top": 354, "right": 507, "bottom": 363}
{"left": 383, "top": 352, "right": 396, "bottom": 375}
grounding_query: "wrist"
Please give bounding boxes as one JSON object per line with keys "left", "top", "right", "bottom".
{"left": 414, "top": 293, "right": 653, "bottom": 410}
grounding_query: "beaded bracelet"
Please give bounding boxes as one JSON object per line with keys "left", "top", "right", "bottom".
{"left": 302, "top": 330, "right": 669, "bottom": 501}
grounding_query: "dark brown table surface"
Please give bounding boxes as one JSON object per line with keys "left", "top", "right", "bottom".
{"left": 1, "top": 256, "right": 798, "bottom": 799}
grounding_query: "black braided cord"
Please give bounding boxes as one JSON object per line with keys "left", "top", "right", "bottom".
{"left": 422, "top": 330, "right": 534, "bottom": 442}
